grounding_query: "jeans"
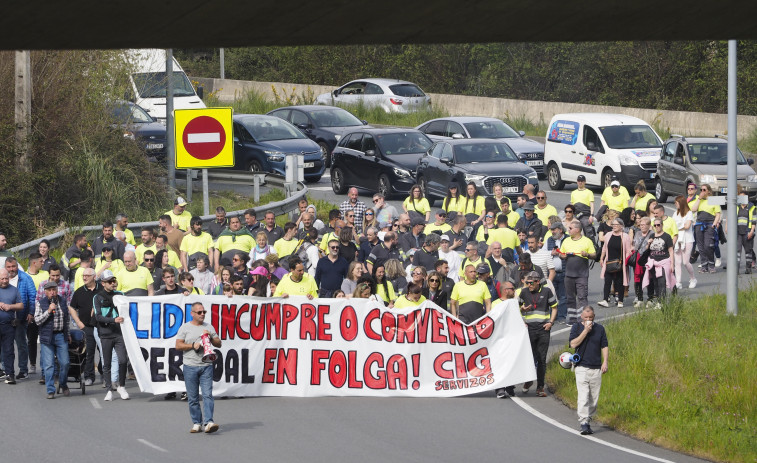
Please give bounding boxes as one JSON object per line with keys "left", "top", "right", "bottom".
{"left": 100, "top": 336, "right": 127, "bottom": 389}
{"left": 41, "top": 332, "right": 70, "bottom": 394}
{"left": 528, "top": 324, "right": 551, "bottom": 389}
{"left": 27, "top": 321, "right": 38, "bottom": 366}
{"left": 0, "top": 323, "right": 15, "bottom": 375}
{"left": 94, "top": 328, "right": 119, "bottom": 383}
{"left": 553, "top": 272, "right": 567, "bottom": 319}
{"left": 184, "top": 364, "right": 215, "bottom": 425}
{"left": 14, "top": 321, "right": 29, "bottom": 374}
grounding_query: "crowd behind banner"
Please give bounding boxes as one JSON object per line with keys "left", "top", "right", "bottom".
{"left": 0, "top": 176, "right": 753, "bottom": 391}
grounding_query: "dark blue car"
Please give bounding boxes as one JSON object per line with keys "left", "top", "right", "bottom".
{"left": 266, "top": 105, "right": 369, "bottom": 167}
{"left": 232, "top": 114, "right": 325, "bottom": 182}
{"left": 111, "top": 100, "right": 167, "bottom": 161}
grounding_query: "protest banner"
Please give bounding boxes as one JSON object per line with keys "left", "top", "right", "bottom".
{"left": 116, "top": 295, "right": 536, "bottom": 397}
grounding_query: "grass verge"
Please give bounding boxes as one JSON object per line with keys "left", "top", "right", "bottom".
{"left": 546, "top": 291, "right": 756, "bottom": 463}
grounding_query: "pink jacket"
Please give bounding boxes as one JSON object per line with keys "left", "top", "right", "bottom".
{"left": 599, "top": 231, "right": 632, "bottom": 286}
{"left": 642, "top": 257, "right": 677, "bottom": 290}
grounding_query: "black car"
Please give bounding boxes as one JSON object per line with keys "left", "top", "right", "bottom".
{"left": 111, "top": 100, "right": 167, "bottom": 161}
{"left": 416, "top": 139, "right": 539, "bottom": 201}
{"left": 330, "top": 128, "right": 433, "bottom": 198}
{"left": 267, "top": 105, "right": 370, "bottom": 167}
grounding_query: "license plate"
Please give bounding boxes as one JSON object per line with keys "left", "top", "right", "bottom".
{"left": 146, "top": 143, "right": 164, "bottom": 150}
{"left": 503, "top": 187, "right": 519, "bottom": 193}
{"left": 304, "top": 162, "right": 315, "bottom": 168}
{"left": 526, "top": 160, "right": 543, "bottom": 166}
{"left": 721, "top": 187, "right": 727, "bottom": 194}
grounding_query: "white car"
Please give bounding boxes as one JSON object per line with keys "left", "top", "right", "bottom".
{"left": 315, "top": 78, "right": 431, "bottom": 114}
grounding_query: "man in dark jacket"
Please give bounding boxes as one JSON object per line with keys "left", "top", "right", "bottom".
{"left": 92, "top": 270, "right": 130, "bottom": 401}
{"left": 92, "top": 221, "right": 126, "bottom": 260}
{"left": 34, "top": 281, "right": 71, "bottom": 398}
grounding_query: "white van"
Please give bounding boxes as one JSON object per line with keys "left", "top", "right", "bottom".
{"left": 124, "top": 49, "right": 206, "bottom": 123}
{"left": 544, "top": 113, "right": 663, "bottom": 190}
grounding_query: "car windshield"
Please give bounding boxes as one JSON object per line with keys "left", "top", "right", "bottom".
{"left": 464, "top": 120, "right": 520, "bottom": 139}
{"left": 308, "top": 109, "right": 362, "bottom": 128}
{"left": 111, "top": 103, "right": 153, "bottom": 124}
{"left": 241, "top": 116, "right": 307, "bottom": 142}
{"left": 600, "top": 125, "right": 662, "bottom": 149}
{"left": 377, "top": 133, "right": 433, "bottom": 155}
{"left": 389, "top": 84, "right": 426, "bottom": 98}
{"left": 688, "top": 143, "right": 747, "bottom": 165}
{"left": 132, "top": 71, "right": 197, "bottom": 98}
{"left": 453, "top": 143, "right": 519, "bottom": 163}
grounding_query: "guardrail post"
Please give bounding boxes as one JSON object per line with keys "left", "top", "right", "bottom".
{"left": 253, "top": 174, "right": 261, "bottom": 203}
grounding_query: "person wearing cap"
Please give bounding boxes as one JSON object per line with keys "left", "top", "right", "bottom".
{"left": 476, "top": 263, "right": 497, "bottom": 299}
{"left": 68, "top": 266, "right": 98, "bottom": 385}
{"left": 533, "top": 192, "right": 558, "bottom": 224}
{"left": 570, "top": 175, "right": 596, "bottom": 227}
{"left": 398, "top": 217, "right": 427, "bottom": 254}
{"left": 450, "top": 263, "right": 492, "bottom": 323}
{"left": 92, "top": 269, "right": 129, "bottom": 401}
{"left": 600, "top": 179, "right": 630, "bottom": 215}
{"left": 546, "top": 222, "right": 568, "bottom": 322}
{"left": 412, "top": 233, "right": 441, "bottom": 271}
{"left": 514, "top": 203, "right": 545, "bottom": 240}
{"left": 518, "top": 270, "right": 557, "bottom": 397}
{"left": 559, "top": 219, "right": 597, "bottom": 324}
{"left": 437, "top": 236, "right": 461, "bottom": 282}
{"left": 426, "top": 210, "right": 452, "bottom": 235}
{"left": 0, "top": 268, "right": 24, "bottom": 384}
{"left": 92, "top": 221, "right": 126, "bottom": 261}
{"left": 35, "top": 280, "right": 72, "bottom": 397}
{"left": 166, "top": 197, "right": 192, "bottom": 231}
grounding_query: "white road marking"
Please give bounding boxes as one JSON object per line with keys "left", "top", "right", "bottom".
{"left": 510, "top": 397, "right": 676, "bottom": 463}
{"left": 308, "top": 186, "right": 335, "bottom": 191}
{"left": 137, "top": 438, "right": 168, "bottom": 453}
{"left": 188, "top": 132, "right": 221, "bottom": 144}
{"left": 89, "top": 397, "right": 102, "bottom": 409}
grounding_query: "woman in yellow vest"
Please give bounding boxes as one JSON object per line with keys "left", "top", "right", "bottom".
{"left": 403, "top": 184, "right": 431, "bottom": 222}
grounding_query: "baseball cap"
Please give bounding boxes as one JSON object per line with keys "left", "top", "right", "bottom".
{"left": 577, "top": 175, "right": 586, "bottom": 182}
{"left": 411, "top": 217, "right": 426, "bottom": 227}
{"left": 440, "top": 234, "right": 451, "bottom": 242}
{"left": 522, "top": 203, "right": 535, "bottom": 211}
{"left": 100, "top": 269, "right": 116, "bottom": 281}
{"left": 526, "top": 271, "right": 541, "bottom": 280}
{"left": 476, "top": 263, "right": 490, "bottom": 274}
{"left": 610, "top": 180, "right": 621, "bottom": 187}
{"left": 175, "top": 196, "right": 188, "bottom": 206}
{"left": 436, "top": 209, "right": 447, "bottom": 216}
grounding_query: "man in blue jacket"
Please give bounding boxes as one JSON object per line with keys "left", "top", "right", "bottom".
{"left": 5, "top": 257, "right": 35, "bottom": 380}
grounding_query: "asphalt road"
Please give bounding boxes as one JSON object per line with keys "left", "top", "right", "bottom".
{"left": 2, "top": 174, "right": 728, "bottom": 462}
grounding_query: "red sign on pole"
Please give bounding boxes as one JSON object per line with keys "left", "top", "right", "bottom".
{"left": 182, "top": 116, "right": 227, "bottom": 160}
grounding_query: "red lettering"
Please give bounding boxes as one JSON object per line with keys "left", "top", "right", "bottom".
{"left": 317, "top": 305, "right": 331, "bottom": 341}
{"left": 466, "top": 324, "right": 478, "bottom": 345}
{"left": 454, "top": 353, "right": 468, "bottom": 378}
{"left": 220, "top": 304, "right": 236, "bottom": 340}
{"left": 266, "top": 303, "right": 281, "bottom": 340}
{"left": 396, "top": 310, "right": 416, "bottom": 343}
{"left": 363, "top": 352, "right": 386, "bottom": 389}
{"left": 386, "top": 354, "right": 408, "bottom": 390}
{"left": 249, "top": 303, "right": 266, "bottom": 341}
{"left": 277, "top": 348, "right": 298, "bottom": 385}
{"left": 281, "top": 304, "right": 299, "bottom": 339}
{"left": 446, "top": 317, "right": 466, "bottom": 346}
{"left": 300, "top": 304, "right": 317, "bottom": 340}
{"left": 475, "top": 316, "right": 494, "bottom": 339}
{"left": 381, "top": 311, "right": 396, "bottom": 342}
{"left": 415, "top": 308, "right": 432, "bottom": 343}
{"left": 310, "top": 349, "right": 329, "bottom": 385}
{"left": 235, "top": 304, "right": 250, "bottom": 339}
{"left": 262, "top": 348, "right": 277, "bottom": 383}
{"left": 433, "top": 352, "right": 454, "bottom": 379}
{"left": 339, "top": 306, "right": 358, "bottom": 341}
{"left": 210, "top": 304, "right": 220, "bottom": 333}
{"left": 347, "top": 351, "right": 363, "bottom": 388}
{"left": 328, "top": 350, "right": 347, "bottom": 388}
{"left": 363, "top": 308, "right": 381, "bottom": 341}
{"left": 431, "top": 310, "right": 447, "bottom": 343}
{"left": 468, "top": 347, "right": 491, "bottom": 377}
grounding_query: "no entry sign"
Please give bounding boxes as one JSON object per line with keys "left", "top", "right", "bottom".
{"left": 175, "top": 108, "right": 234, "bottom": 169}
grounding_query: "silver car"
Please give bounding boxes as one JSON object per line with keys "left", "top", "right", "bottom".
{"left": 315, "top": 78, "right": 431, "bottom": 114}
{"left": 417, "top": 116, "right": 546, "bottom": 178}
{"left": 655, "top": 135, "right": 757, "bottom": 202}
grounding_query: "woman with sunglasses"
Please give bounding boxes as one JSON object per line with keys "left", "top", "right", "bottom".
{"left": 598, "top": 218, "right": 630, "bottom": 308}
{"left": 442, "top": 182, "right": 463, "bottom": 214}
{"left": 362, "top": 208, "right": 378, "bottom": 235}
{"left": 690, "top": 184, "right": 721, "bottom": 273}
{"left": 95, "top": 246, "right": 125, "bottom": 280}
{"left": 410, "top": 266, "right": 428, "bottom": 292}
{"left": 423, "top": 271, "right": 448, "bottom": 311}
{"left": 673, "top": 195, "right": 696, "bottom": 288}
{"left": 562, "top": 205, "right": 577, "bottom": 231}
{"left": 373, "top": 264, "right": 396, "bottom": 308}
{"left": 403, "top": 184, "right": 431, "bottom": 222}
{"left": 642, "top": 218, "right": 676, "bottom": 306}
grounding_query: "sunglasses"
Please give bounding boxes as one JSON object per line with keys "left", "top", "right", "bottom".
{"left": 373, "top": 199, "right": 380, "bottom": 203}
{"left": 347, "top": 214, "right": 354, "bottom": 218}
{"left": 485, "top": 215, "right": 494, "bottom": 218}
{"left": 233, "top": 258, "right": 241, "bottom": 261}
{"left": 564, "top": 209, "right": 574, "bottom": 213}
{"left": 536, "top": 196, "right": 546, "bottom": 200}
{"left": 526, "top": 281, "right": 537, "bottom": 285}
{"left": 392, "top": 224, "right": 399, "bottom": 228}
{"left": 612, "top": 186, "right": 619, "bottom": 188}
{"left": 365, "top": 212, "right": 374, "bottom": 216}
{"left": 143, "top": 258, "right": 154, "bottom": 262}
{"left": 329, "top": 246, "right": 339, "bottom": 250}
{"left": 428, "top": 278, "right": 439, "bottom": 283}
{"left": 193, "top": 310, "right": 207, "bottom": 315}
{"left": 654, "top": 224, "right": 662, "bottom": 227}
{"left": 438, "top": 213, "right": 447, "bottom": 217}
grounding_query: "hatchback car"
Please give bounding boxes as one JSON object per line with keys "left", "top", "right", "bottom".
{"left": 416, "top": 116, "right": 546, "bottom": 178}
{"left": 266, "top": 105, "right": 370, "bottom": 167}
{"left": 416, "top": 139, "right": 539, "bottom": 201}
{"left": 655, "top": 135, "right": 757, "bottom": 202}
{"left": 232, "top": 114, "right": 325, "bottom": 182}
{"left": 110, "top": 100, "right": 167, "bottom": 161}
{"left": 330, "top": 128, "right": 433, "bottom": 198}
{"left": 315, "top": 78, "right": 431, "bottom": 114}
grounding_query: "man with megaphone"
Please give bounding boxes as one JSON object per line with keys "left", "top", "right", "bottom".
{"left": 176, "top": 302, "right": 222, "bottom": 434}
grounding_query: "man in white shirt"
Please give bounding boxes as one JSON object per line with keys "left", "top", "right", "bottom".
{"left": 437, "top": 235, "right": 461, "bottom": 282}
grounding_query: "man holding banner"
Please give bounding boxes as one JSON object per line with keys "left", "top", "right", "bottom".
{"left": 176, "top": 302, "right": 221, "bottom": 433}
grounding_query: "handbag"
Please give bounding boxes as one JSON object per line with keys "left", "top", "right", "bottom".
{"left": 605, "top": 259, "right": 622, "bottom": 273}
{"left": 626, "top": 250, "right": 638, "bottom": 268}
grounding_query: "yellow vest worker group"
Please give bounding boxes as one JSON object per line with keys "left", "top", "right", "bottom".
{"left": 117, "top": 266, "right": 154, "bottom": 293}
{"left": 273, "top": 273, "right": 318, "bottom": 298}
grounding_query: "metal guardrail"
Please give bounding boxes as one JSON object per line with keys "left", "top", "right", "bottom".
{"left": 9, "top": 174, "right": 307, "bottom": 260}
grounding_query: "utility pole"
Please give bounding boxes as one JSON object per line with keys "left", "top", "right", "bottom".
{"left": 15, "top": 50, "right": 31, "bottom": 173}
{"left": 219, "top": 48, "right": 225, "bottom": 79}
{"left": 167, "top": 49, "right": 175, "bottom": 191}
{"left": 726, "top": 40, "right": 738, "bottom": 316}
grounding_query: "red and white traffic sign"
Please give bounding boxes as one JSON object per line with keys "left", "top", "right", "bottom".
{"left": 175, "top": 108, "right": 234, "bottom": 169}
{"left": 182, "top": 116, "right": 227, "bottom": 160}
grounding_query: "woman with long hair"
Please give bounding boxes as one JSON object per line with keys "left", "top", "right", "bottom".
{"left": 362, "top": 208, "right": 378, "bottom": 234}
{"left": 373, "top": 264, "right": 396, "bottom": 307}
{"left": 38, "top": 239, "right": 57, "bottom": 271}
{"left": 618, "top": 207, "right": 636, "bottom": 242}
{"left": 673, "top": 195, "right": 696, "bottom": 288}
{"left": 211, "top": 265, "right": 233, "bottom": 295}
{"left": 461, "top": 182, "right": 486, "bottom": 225}
{"left": 95, "top": 247, "right": 125, "bottom": 279}
{"left": 490, "top": 183, "right": 506, "bottom": 211}
{"left": 403, "top": 184, "right": 431, "bottom": 222}
{"left": 250, "top": 231, "right": 275, "bottom": 263}
{"left": 598, "top": 217, "right": 631, "bottom": 307}
{"left": 338, "top": 226, "right": 358, "bottom": 263}
{"left": 410, "top": 265, "right": 428, "bottom": 292}
{"left": 384, "top": 258, "right": 408, "bottom": 295}
{"left": 424, "top": 270, "right": 448, "bottom": 311}
{"left": 643, "top": 217, "right": 676, "bottom": 306}
{"left": 442, "top": 182, "right": 463, "bottom": 214}
{"left": 341, "top": 260, "right": 364, "bottom": 295}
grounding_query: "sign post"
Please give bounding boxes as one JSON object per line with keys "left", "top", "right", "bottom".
{"left": 175, "top": 108, "right": 234, "bottom": 216}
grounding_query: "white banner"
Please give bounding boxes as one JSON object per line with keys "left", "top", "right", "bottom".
{"left": 115, "top": 295, "right": 536, "bottom": 397}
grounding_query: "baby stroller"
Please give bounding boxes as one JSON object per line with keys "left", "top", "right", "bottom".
{"left": 64, "top": 329, "right": 87, "bottom": 395}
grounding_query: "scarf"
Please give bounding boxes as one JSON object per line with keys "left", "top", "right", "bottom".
{"left": 218, "top": 227, "right": 254, "bottom": 242}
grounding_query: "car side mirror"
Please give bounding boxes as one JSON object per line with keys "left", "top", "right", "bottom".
{"left": 518, "top": 130, "right": 526, "bottom": 137}
{"left": 196, "top": 85, "right": 204, "bottom": 100}
{"left": 361, "top": 120, "right": 368, "bottom": 125}
{"left": 441, "top": 156, "right": 453, "bottom": 164}
{"left": 451, "top": 133, "right": 464, "bottom": 139}
{"left": 233, "top": 137, "right": 240, "bottom": 144}
{"left": 333, "top": 90, "right": 339, "bottom": 97}
{"left": 673, "top": 157, "right": 684, "bottom": 166}
{"left": 749, "top": 158, "right": 754, "bottom": 165}
{"left": 296, "top": 123, "right": 310, "bottom": 131}
{"left": 586, "top": 141, "right": 597, "bottom": 151}
{"left": 365, "top": 150, "right": 376, "bottom": 157}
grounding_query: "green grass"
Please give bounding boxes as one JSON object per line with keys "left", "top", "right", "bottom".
{"left": 546, "top": 290, "right": 757, "bottom": 463}
{"left": 739, "top": 126, "right": 757, "bottom": 157}
{"left": 503, "top": 113, "right": 549, "bottom": 137}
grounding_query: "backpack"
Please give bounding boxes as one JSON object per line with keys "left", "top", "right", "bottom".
{"left": 283, "top": 239, "right": 312, "bottom": 271}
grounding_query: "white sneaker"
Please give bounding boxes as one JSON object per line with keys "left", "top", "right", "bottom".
{"left": 117, "top": 386, "right": 130, "bottom": 400}
{"left": 689, "top": 279, "right": 697, "bottom": 289}
{"left": 634, "top": 300, "right": 643, "bottom": 308}
{"left": 204, "top": 421, "right": 219, "bottom": 433}
{"left": 676, "top": 283, "right": 682, "bottom": 290}
{"left": 29, "top": 365, "right": 36, "bottom": 374}
{"left": 698, "top": 263, "right": 703, "bottom": 268}
{"left": 715, "top": 258, "right": 722, "bottom": 268}
{"left": 190, "top": 423, "right": 202, "bottom": 433}
{"left": 617, "top": 301, "right": 624, "bottom": 308}
{"left": 104, "top": 390, "right": 113, "bottom": 401}
{"left": 597, "top": 300, "right": 609, "bottom": 307}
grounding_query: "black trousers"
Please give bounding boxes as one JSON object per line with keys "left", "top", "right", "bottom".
{"left": 603, "top": 270, "right": 624, "bottom": 302}
{"left": 82, "top": 326, "right": 97, "bottom": 381}
{"left": 528, "top": 324, "right": 551, "bottom": 389}
{"left": 27, "top": 321, "right": 38, "bottom": 365}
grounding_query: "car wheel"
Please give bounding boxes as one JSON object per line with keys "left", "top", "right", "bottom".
{"left": 318, "top": 142, "right": 331, "bottom": 167}
{"left": 378, "top": 174, "right": 391, "bottom": 199}
{"left": 655, "top": 180, "right": 668, "bottom": 203}
{"left": 601, "top": 169, "right": 616, "bottom": 190}
{"left": 331, "top": 167, "right": 347, "bottom": 194}
{"left": 418, "top": 176, "right": 439, "bottom": 205}
{"left": 247, "top": 160, "right": 264, "bottom": 174}
{"left": 547, "top": 163, "right": 565, "bottom": 190}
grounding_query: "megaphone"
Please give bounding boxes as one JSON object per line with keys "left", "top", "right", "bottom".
{"left": 201, "top": 333, "right": 216, "bottom": 363}
{"left": 558, "top": 352, "right": 580, "bottom": 369}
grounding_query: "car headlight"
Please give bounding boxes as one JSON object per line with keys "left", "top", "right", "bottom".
{"left": 700, "top": 174, "right": 717, "bottom": 184}
{"left": 264, "top": 150, "right": 285, "bottom": 162}
{"left": 334, "top": 135, "right": 342, "bottom": 142}
{"left": 465, "top": 174, "right": 485, "bottom": 185}
{"left": 619, "top": 153, "right": 640, "bottom": 166}
{"left": 393, "top": 167, "right": 411, "bottom": 178}
{"left": 747, "top": 175, "right": 757, "bottom": 183}
{"left": 123, "top": 131, "right": 135, "bottom": 141}
{"left": 527, "top": 172, "right": 539, "bottom": 180}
